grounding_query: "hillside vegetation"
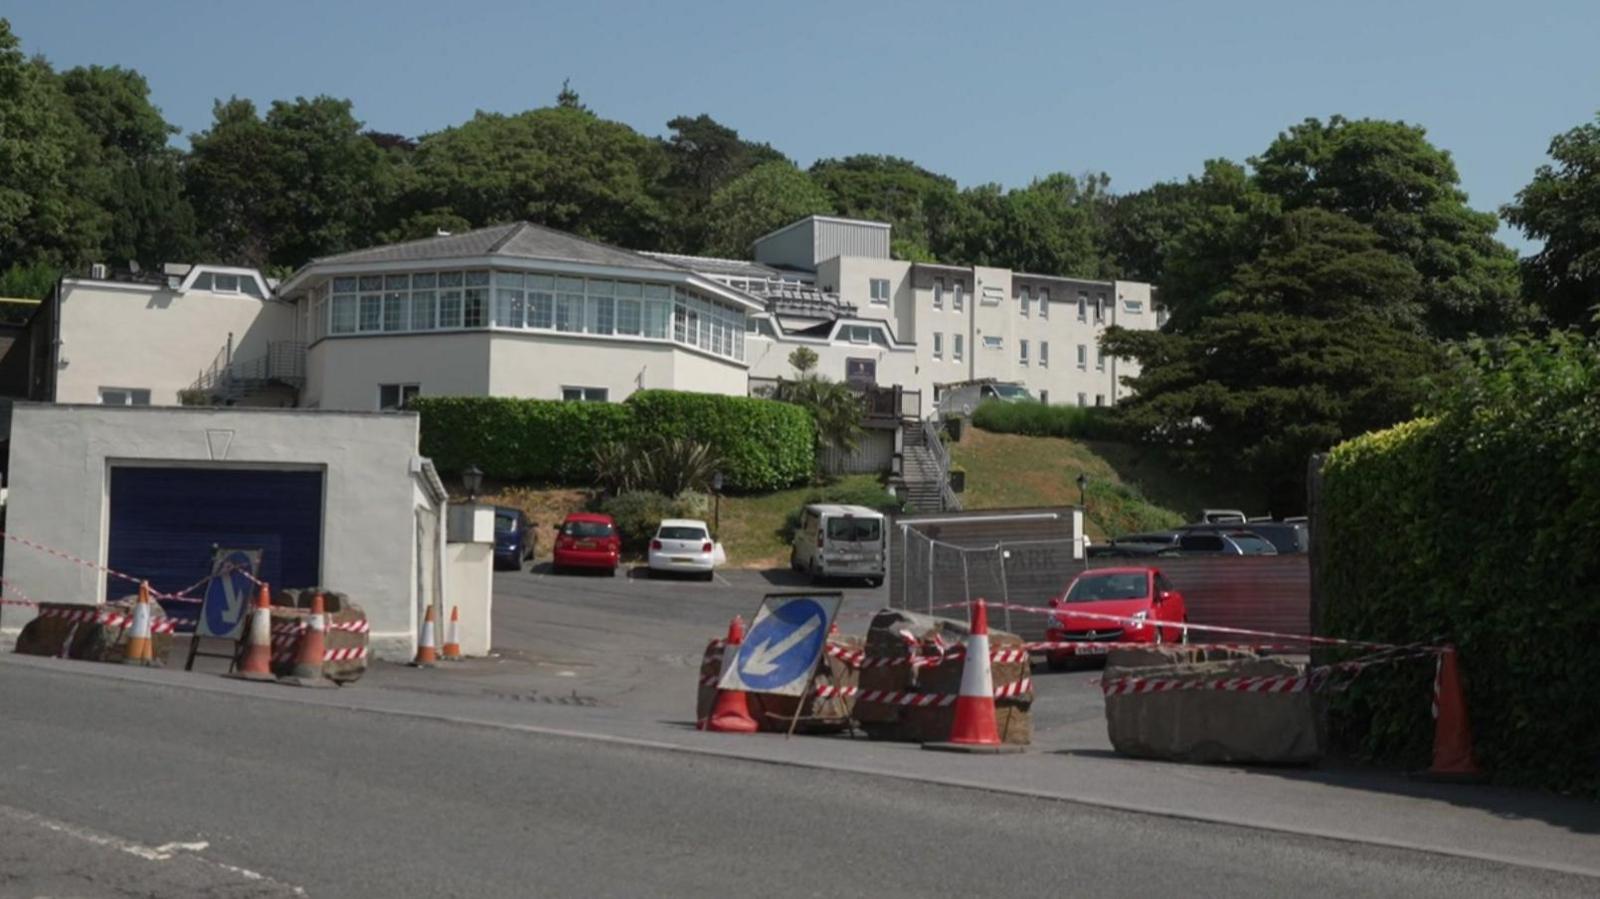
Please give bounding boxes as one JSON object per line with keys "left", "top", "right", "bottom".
{"left": 951, "top": 427, "right": 1256, "bottom": 539}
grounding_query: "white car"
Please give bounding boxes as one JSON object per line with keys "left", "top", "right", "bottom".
{"left": 647, "top": 519, "right": 717, "bottom": 580}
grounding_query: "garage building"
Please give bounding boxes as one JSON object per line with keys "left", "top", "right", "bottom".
{"left": 2, "top": 404, "right": 445, "bottom": 660}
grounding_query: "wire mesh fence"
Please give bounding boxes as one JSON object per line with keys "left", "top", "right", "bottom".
{"left": 891, "top": 524, "right": 1086, "bottom": 641}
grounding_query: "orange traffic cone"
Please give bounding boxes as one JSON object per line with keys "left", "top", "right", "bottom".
{"left": 925, "top": 599, "right": 1023, "bottom": 754}
{"left": 122, "top": 581, "right": 156, "bottom": 666}
{"left": 1418, "top": 645, "right": 1484, "bottom": 781}
{"left": 441, "top": 605, "right": 463, "bottom": 661}
{"left": 411, "top": 605, "right": 439, "bottom": 668}
{"left": 279, "top": 593, "right": 335, "bottom": 688}
{"left": 703, "top": 615, "right": 758, "bottom": 733}
{"left": 227, "top": 584, "right": 275, "bottom": 681}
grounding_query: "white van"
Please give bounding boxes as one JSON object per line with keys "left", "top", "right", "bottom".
{"left": 790, "top": 503, "right": 888, "bottom": 587}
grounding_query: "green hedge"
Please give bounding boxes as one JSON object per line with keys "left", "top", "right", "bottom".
{"left": 413, "top": 391, "right": 814, "bottom": 490}
{"left": 971, "top": 400, "right": 1118, "bottom": 439}
{"left": 1318, "top": 336, "right": 1600, "bottom": 796}
{"left": 411, "top": 396, "right": 635, "bottom": 482}
{"left": 598, "top": 491, "right": 711, "bottom": 552}
{"left": 626, "top": 390, "right": 813, "bottom": 492}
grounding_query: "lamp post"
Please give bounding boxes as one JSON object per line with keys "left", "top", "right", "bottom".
{"left": 711, "top": 471, "right": 724, "bottom": 537}
{"left": 1076, "top": 473, "right": 1088, "bottom": 509}
{"left": 463, "top": 464, "right": 484, "bottom": 502}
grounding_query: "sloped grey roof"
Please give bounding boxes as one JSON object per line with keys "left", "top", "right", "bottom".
{"left": 309, "top": 222, "right": 683, "bottom": 272}
{"left": 638, "top": 251, "right": 784, "bottom": 279}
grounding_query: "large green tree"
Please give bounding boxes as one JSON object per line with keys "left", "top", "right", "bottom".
{"left": 1502, "top": 111, "right": 1600, "bottom": 332}
{"left": 0, "top": 19, "right": 108, "bottom": 269}
{"left": 703, "top": 162, "right": 833, "bottom": 257}
{"left": 187, "top": 95, "right": 386, "bottom": 268}
{"left": 808, "top": 155, "right": 958, "bottom": 260}
{"left": 396, "top": 103, "right": 668, "bottom": 251}
{"left": 660, "top": 113, "right": 786, "bottom": 253}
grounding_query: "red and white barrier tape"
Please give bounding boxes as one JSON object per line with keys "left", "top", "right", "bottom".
{"left": 271, "top": 645, "right": 368, "bottom": 665}
{"left": 0, "top": 529, "right": 279, "bottom": 605}
{"left": 814, "top": 678, "right": 1034, "bottom": 706}
{"left": 36, "top": 605, "right": 181, "bottom": 634}
{"left": 1101, "top": 674, "right": 1312, "bottom": 695}
{"left": 271, "top": 619, "right": 370, "bottom": 636}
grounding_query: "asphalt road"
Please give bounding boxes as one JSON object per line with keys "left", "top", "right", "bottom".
{"left": 3, "top": 661, "right": 1593, "bottom": 899}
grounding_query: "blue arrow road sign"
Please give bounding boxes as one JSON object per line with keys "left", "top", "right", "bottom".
{"left": 200, "top": 549, "right": 259, "bottom": 640}
{"left": 722, "top": 594, "right": 841, "bottom": 696}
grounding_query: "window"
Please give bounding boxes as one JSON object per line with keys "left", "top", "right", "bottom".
{"left": 1040, "top": 341, "right": 1050, "bottom": 368}
{"left": 953, "top": 334, "right": 964, "bottom": 361}
{"left": 562, "top": 386, "right": 609, "bottom": 402}
{"left": 438, "top": 272, "right": 464, "bottom": 328}
{"left": 1077, "top": 392, "right": 1087, "bottom": 407}
{"left": 1096, "top": 347, "right": 1105, "bottom": 371}
{"left": 615, "top": 281, "right": 642, "bottom": 336}
{"left": 1019, "top": 286, "right": 1031, "bottom": 317}
{"left": 933, "top": 278, "right": 944, "bottom": 309}
{"left": 1123, "top": 299, "right": 1143, "bottom": 314}
{"left": 463, "top": 272, "right": 489, "bottom": 328}
{"left": 210, "top": 273, "right": 240, "bottom": 293}
{"left": 1039, "top": 288, "right": 1050, "bottom": 319}
{"left": 933, "top": 332, "right": 943, "bottom": 358}
{"left": 1095, "top": 393, "right": 1105, "bottom": 407}
{"left": 587, "top": 280, "right": 615, "bottom": 335}
{"left": 99, "top": 387, "right": 150, "bottom": 406}
{"left": 982, "top": 335, "right": 1003, "bottom": 350}
{"left": 1095, "top": 293, "right": 1106, "bottom": 323}
{"left": 527, "top": 274, "right": 554, "bottom": 329}
{"left": 1019, "top": 339, "right": 1030, "bottom": 365}
{"left": 870, "top": 278, "right": 891, "bottom": 304}
{"left": 1077, "top": 292, "right": 1088, "bottom": 321}
{"left": 953, "top": 282, "right": 964, "bottom": 310}
{"left": 493, "top": 272, "right": 524, "bottom": 328}
{"left": 378, "top": 383, "right": 420, "bottom": 411}
{"left": 556, "top": 276, "right": 584, "bottom": 332}
{"left": 1077, "top": 344, "right": 1087, "bottom": 369}
{"left": 1040, "top": 390, "right": 1049, "bottom": 404}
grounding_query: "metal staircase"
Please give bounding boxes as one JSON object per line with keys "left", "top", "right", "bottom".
{"left": 188, "top": 337, "right": 306, "bottom": 405}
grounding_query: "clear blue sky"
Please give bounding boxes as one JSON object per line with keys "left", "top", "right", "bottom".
{"left": 11, "top": 0, "right": 1597, "bottom": 251}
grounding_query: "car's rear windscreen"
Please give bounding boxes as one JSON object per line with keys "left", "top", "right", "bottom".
{"left": 827, "top": 517, "right": 882, "bottom": 543}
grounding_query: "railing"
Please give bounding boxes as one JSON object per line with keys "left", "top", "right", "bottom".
{"left": 191, "top": 340, "right": 306, "bottom": 400}
{"left": 750, "top": 379, "right": 920, "bottom": 423}
{"left": 921, "top": 417, "right": 962, "bottom": 512}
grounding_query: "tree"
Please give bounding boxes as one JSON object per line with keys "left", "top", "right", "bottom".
{"left": 703, "top": 162, "right": 833, "bottom": 257}
{"left": 0, "top": 19, "right": 108, "bottom": 268}
{"left": 1104, "top": 312, "right": 1439, "bottom": 514}
{"left": 660, "top": 114, "right": 787, "bottom": 253}
{"left": 808, "top": 155, "right": 958, "bottom": 260}
{"left": 396, "top": 106, "right": 667, "bottom": 251}
{"left": 59, "top": 64, "right": 197, "bottom": 268}
{"left": 1502, "top": 112, "right": 1600, "bottom": 332}
{"left": 787, "top": 346, "right": 818, "bottom": 374}
{"left": 925, "top": 173, "right": 1109, "bottom": 276}
{"left": 187, "top": 95, "right": 387, "bottom": 268}
{"left": 1251, "top": 116, "right": 1527, "bottom": 338}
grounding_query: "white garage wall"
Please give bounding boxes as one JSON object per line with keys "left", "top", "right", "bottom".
{"left": 3, "top": 404, "right": 425, "bottom": 660}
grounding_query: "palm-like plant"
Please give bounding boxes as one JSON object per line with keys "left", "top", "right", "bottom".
{"left": 773, "top": 374, "right": 865, "bottom": 458}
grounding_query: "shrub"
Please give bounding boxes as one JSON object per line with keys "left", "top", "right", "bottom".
{"left": 597, "top": 491, "right": 711, "bottom": 552}
{"left": 412, "top": 397, "right": 634, "bottom": 482}
{"left": 971, "top": 400, "right": 1118, "bottom": 440}
{"left": 1318, "top": 334, "right": 1600, "bottom": 796}
{"left": 593, "top": 436, "right": 722, "bottom": 496}
{"left": 626, "top": 390, "right": 813, "bottom": 491}
{"left": 779, "top": 481, "right": 904, "bottom": 542}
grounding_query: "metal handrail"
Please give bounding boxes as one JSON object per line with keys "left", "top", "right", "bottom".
{"left": 920, "top": 417, "right": 962, "bottom": 512}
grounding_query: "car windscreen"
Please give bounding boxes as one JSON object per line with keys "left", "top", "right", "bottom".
{"left": 1065, "top": 572, "right": 1148, "bottom": 602}
{"left": 826, "top": 517, "right": 882, "bottom": 543}
{"left": 992, "top": 385, "right": 1032, "bottom": 400}
{"left": 494, "top": 513, "right": 519, "bottom": 534}
{"left": 564, "top": 521, "right": 614, "bottom": 538}
{"left": 1228, "top": 533, "right": 1276, "bottom": 554}
{"left": 658, "top": 526, "right": 706, "bottom": 541}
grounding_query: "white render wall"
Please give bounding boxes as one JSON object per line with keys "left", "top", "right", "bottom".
{"left": 2, "top": 404, "right": 428, "bottom": 660}
{"left": 54, "top": 280, "right": 295, "bottom": 406}
{"left": 307, "top": 333, "right": 492, "bottom": 410}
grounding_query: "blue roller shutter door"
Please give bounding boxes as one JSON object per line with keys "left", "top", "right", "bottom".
{"left": 106, "top": 467, "right": 323, "bottom": 625}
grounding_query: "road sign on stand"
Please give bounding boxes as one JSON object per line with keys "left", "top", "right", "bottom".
{"left": 719, "top": 592, "right": 842, "bottom": 696}
{"left": 200, "top": 548, "right": 260, "bottom": 640}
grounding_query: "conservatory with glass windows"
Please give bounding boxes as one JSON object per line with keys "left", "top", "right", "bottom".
{"left": 275, "top": 222, "right": 760, "bottom": 410}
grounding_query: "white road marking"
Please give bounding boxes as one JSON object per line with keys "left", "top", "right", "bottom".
{"left": 713, "top": 572, "right": 732, "bottom": 586}
{"left": 0, "top": 803, "right": 306, "bottom": 894}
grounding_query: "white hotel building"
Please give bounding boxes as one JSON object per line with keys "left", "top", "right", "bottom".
{"left": 5, "top": 215, "right": 1161, "bottom": 416}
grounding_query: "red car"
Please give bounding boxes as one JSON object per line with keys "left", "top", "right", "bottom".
{"left": 1043, "top": 566, "right": 1188, "bottom": 670}
{"left": 551, "top": 513, "right": 621, "bottom": 575}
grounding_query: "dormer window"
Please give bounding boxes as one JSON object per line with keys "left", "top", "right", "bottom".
{"left": 190, "top": 268, "right": 266, "bottom": 299}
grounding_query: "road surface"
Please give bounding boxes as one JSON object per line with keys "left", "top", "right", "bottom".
{"left": 2, "top": 660, "right": 1593, "bottom": 898}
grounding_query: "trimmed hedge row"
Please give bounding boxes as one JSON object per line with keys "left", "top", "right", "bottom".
{"left": 1318, "top": 337, "right": 1600, "bottom": 796}
{"left": 971, "top": 400, "right": 1118, "bottom": 440}
{"left": 412, "top": 391, "right": 815, "bottom": 491}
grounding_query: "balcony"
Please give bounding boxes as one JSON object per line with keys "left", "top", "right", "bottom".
{"left": 187, "top": 340, "right": 306, "bottom": 405}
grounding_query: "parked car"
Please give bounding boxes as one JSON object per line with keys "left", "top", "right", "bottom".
{"left": 1180, "top": 521, "right": 1307, "bottom": 554}
{"left": 1043, "top": 566, "right": 1189, "bottom": 670}
{"left": 647, "top": 519, "right": 717, "bottom": 581}
{"left": 935, "top": 379, "right": 1037, "bottom": 417}
{"left": 1174, "top": 530, "right": 1278, "bottom": 556}
{"left": 1200, "top": 508, "right": 1248, "bottom": 524}
{"left": 493, "top": 506, "right": 536, "bottom": 571}
{"left": 551, "top": 513, "right": 621, "bottom": 575}
{"left": 1109, "top": 530, "right": 1181, "bottom": 555}
{"left": 790, "top": 503, "right": 887, "bottom": 587}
